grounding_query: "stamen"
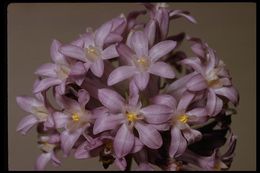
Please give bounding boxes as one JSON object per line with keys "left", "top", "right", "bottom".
{"left": 85, "top": 45, "right": 101, "bottom": 61}
{"left": 135, "top": 56, "right": 150, "bottom": 71}
{"left": 127, "top": 112, "right": 138, "bottom": 122}
{"left": 72, "top": 113, "right": 80, "bottom": 122}
{"left": 178, "top": 114, "right": 189, "bottom": 124}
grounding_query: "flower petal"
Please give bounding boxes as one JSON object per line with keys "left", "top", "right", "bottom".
{"left": 181, "top": 57, "right": 204, "bottom": 75}
{"left": 53, "top": 112, "right": 68, "bottom": 129}
{"left": 90, "top": 59, "right": 104, "bottom": 77}
{"left": 77, "top": 89, "right": 90, "bottom": 107}
{"left": 149, "top": 40, "right": 176, "bottom": 62}
{"left": 160, "top": 9, "right": 170, "bottom": 39}
{"left": 35, "top": 153, "right": 52, "bottom": 170}
{"left": 98, "top": 88, "right": 125, "bottom": 113}
{"left": 61, "top": 129, "right": 83, "bottom": 157}
{"left": 214, "top": 86, "right": 239, "bottom": 106}
{"left": 186, "top": 73, "right": 207, "bottom": 91}
{"left": 140, "top": 105, "right": 172, "bottom": 124}
{"left": 186, "top": 108, "right": 208, "bottom": 124}
{"left": 182, "top": 128, "right": 202, "bottom": 145}
{"left": 102, "top": 44, "right": 119, "bottom": 60}
{"left": 177, "top": 92, "right": 195, "bottom": 113}
{"left": 134, "top": 72, "right": 150, "bottom": 91}
{"left": 129, "top": 80, "right": 139, "bottom": 106}
{"left": 116, "top": 43, "right": 135, "bottom": 64}
{"left": 51, "top": 39, "right": 68, "bottom": 65}
{"left": 70, "top": 62, "right": 86, "bottom": 76}
{"left": 35, "top": 63, "right": 58, "bottom": 78}
{"left": 212, "top": 96, "right": 223, "bottom": 116}
{"left": 169, "top": 127, "right": 187, "bottom": 158}
{"left": 206, "top": 89, "right": 216, "bottom": 116}
{"left": 131, "top": 31, "right": 148, "bottom": 57}
{"left": 93, "top": 113, "right": 124, "bottom": 135}
{"left": 114, "top": 124, "right": 135, "bottom": 158}
{"left": 115, "top": 157, "right": 127, "bottom": 171}
{"left": 59, "top": 45, "right": 85, "bottom": 62}
{"left": 135, "top": 122, "right": 162, "bottom": 149}
{"left": 16, "top": 114, "right": 38, "bottom": 135}
{"left": 104, "top": 33, "right": 123, "bottom": 45}
{"left": 144, "top": 19, "right": 156, "bottom": 47}
{"left": 150, "top": 94, "right": 177, "bottom": 109}
{"left": 16, "top": 96, "right": 43, "bottom": 113}
{"left": 149, "top": 61, "right": 175, "bottom": 79}
{"left": 33, "top": 78, "right": 62, "bottom": 93}
{"left": 107, "top": 66, "right": 136, "bottom": 86}
{"left": 132, "top": 137, "right": 144, "bottom": 153}
{"left": 95, "top": 22, "right": 112, "bottom": 48}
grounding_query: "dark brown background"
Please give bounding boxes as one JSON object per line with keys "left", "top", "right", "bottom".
{"left": 8, "top": 3, "right": 256, "bottom": 171}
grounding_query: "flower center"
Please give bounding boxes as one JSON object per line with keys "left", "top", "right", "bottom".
{"left": 134, "top": 56, "right": 150, "bottom": 71}
{"left": 206, "top": 69, "right": 223, "bottom": 88}
{"left": 178, "top": 114, "right": 189, "bottom": 124}
{"left": 72, "top": 112, "right": 80, "bottom": 122}
{"left": 126, "top": 112, "right": 138, "bottom": 122}
{"left": 85, "top": 45, "right": 101, "bottom": 61}
{"left": 57, "top": 65, "right": 70, "bottom": 80}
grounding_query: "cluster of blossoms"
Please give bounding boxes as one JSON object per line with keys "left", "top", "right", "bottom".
{"left": 16, "top": 3, "right": 239, "bottom": 171}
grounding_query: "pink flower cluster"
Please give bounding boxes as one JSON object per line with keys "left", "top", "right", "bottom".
{"left": 16, "top": 3, "right": 239, "bottom": 171}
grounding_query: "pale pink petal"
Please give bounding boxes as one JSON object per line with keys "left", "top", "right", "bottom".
{"left": 102, "top": 44, "right": 119, "bottom": 60}
{"left": 104, "top": 33, "right": 123, "bottom": 45}
{"left": 107, "top": 66, "right": 136, "bottom": 86}
{"left": 95, "top": 22, "right": 112, "bottom": 48}
{"left": 182, "top": 128, "right": 202, "bottom": 145}
{"left": 59, "top": 45, "right": 85, "bottom": 62}
{"left": 93, "top": 113, "right": 124, "bottom": 135}
{"left": 135, "top": 122, "right": 162, "bottom": 149}
{"left": 181, "top": 57, "right": 204, "bottom": 75}
{"left": 131, "top": 31, "right": 148, "bottom": 57}
{"left": 212, "top": 96, "right": 223, "bottom": 116}
{"left": 77, "top": 89, "right": 90, "bottom": 107}
{"left": 51, "top": 39, "right": 68, "bottom": 65}
{"left": 214, "top": 86, "right": 239, "bottom": 106}
{"left": 186, "top": 108, "right": 208, "bottom": 124}
{"left": 61, "top": 129, "right": 83, "bottom": 157}
{"left": 150, "top": 94, "right": 177, "bottom": 108}
{"left": 35, "top": 63, "right": 57, "bottom": 78}
{"left": 149, "top": 61, "right": 175, "bottom": 79}
{"left": 114, "top": 124, "right": 135, "bottom": 158}
{"left": 177, "top": 92, "right": 195, "bottom": 113}
{"left": 98, "top": 88, "right": 125, "bottom": 113}
{"left": 186, "top": 73, "right": 207, "bottom": 91}
{"left": 144, "top": 19, "right": 156, "bottom": 47}
{"left": 160, "top": 9, "right": 170, "bottom": 39}
{"left": 53, "top": 112, "right": 68, "bottom": 129}
{"left": 16, "top": 96, "right": 43, "bottom": 113}
{"left": 115, "top": 157, "right": 127, "bottom": 171}
{"left": 74, "top": 141, "right": 90, "bottom": 159}
{"left": 132, "top": 137, "right": 144, "bottom": 153}
{"left": 59, "top": 95, "right": 81, "bottom": 113}
{"left": 169, "top": 127, "right": 187, "bottom": 158}
{"left": 149, "top": 40, "right": 176, "bottom": 62}
{"left": 33, "top": 78, "right": 62, "bottom": 93}
{"left": 140, "top": 105, "right": 172, "bottom": 124}
{"left": 16, "top": 114, "right": 38, "bottom": 135}
{"left": 134, "top": 72, "right": 150, "bottom": 91}
{"left": 90, "top": 59, "right": 104, "bottom": 77}
{"left": 150, "top": 123, "right": 170, "bottom": 131}
{"left": 219, "top": 78, "right": 232, "bottom": 86}
{"left": 128, "top": 80, "right": 139, "bottom": 106}
{"left": 116, "top": 43, "right": 135, "bottom": 64}
{"left": 206, "top": 89, "right": 216, "bottom": 115}
{"left": 35, "top": 153, "right": 52, "bottom": 170}
{"left": 70, "top": 62, "right": 86, "bottom": 76}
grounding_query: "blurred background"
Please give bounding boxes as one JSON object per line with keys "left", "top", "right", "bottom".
{"left": 8, "top": 3, "right": 256, "bottom": 171}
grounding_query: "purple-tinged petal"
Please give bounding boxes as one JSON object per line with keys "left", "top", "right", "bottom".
{"left": 132, "top": 137, "right": 144, "bottom": 153}
{"left": 186, "top": 108, "right": 208, "bottom": 124}
{"left": 149, "top": 40, "right": 177, "bottom": 62}
{"left": 35, "top": 63, "right": 57, "bottom": 78}
{"left": 59, "top": 95, "right": 81, "bottom": 113}
{"left": 129, "top": 80, "right": 139, "bottom": 106}
{"left": 127, "top": 10, "right": 147, "bottom": 30}
{"left": 102, "top": 44, "right": 119, "bottom": 60}
{"left": 95, "top": 22, "right": 112, "bottom": 48}
{"left": 70, "top": 62, "right": 86, "bottom": 76}
{"left": 219, "top": 78, "right": 232, "bottom": 86}
{"left": 140, "top": 105, "right": 172, "bottom": 124}
{"left": 182, "top": 128, "right": 202, "bottom": 145}
{"left": 51, "top": 39, "right": 68, "bottom": 65}
{"left": 134, "top": 72, "right": 150, "bottom": 91}
{"left": 115, "top": 157, "right": 127, "bottom": 171}
{"left": 150, "top": 94, "right": 177, "bottom": 109}
{"left": 78, "top": 89, "right": 90, "bottom": 107}
{"left": 149, "top": 61, "right": 175, "bottom": 79}
{"left": 59, "top": 45, "right": 85, "bottom": 62}
{"left": 50, "top": 154, "right": 61, "bottom": 167}
{"left": 186, "top": 73, "right": 207, "bottom": 91}
{"left": 98, "top": 88, "right": 125, "bottom": 113}
{"left": 55, "top": 81, "right": 66, "bottom": 95}
{"left": 104, "top": 33, "right": 123, "bottom": 45}
{"left": 16, "top": 96, "right": 43, "bottom": 113}
{"left": 61, "top": 129, "right": 83, "bottom": 157}
{"left": 53, "top": 112, "right": 68, "bottom": 129}
{"left": 107, "top": 66, "right": 136, "bottom": 86}
{"left": 150, "top": 123, "right": 170, "bottom": 131}
{"left": 206, "top": 89, "right": 217, "bottom": 115}
{"left": 177, "top": 92, "right": 195, "bottom": 113}
{"left": 144, "top": 20, "right": 156, "bottom": 47}
{"left": 116, "top": 43, "right": 135, "bottom": 65}
{"left": 90, "top": 59, "right": 104, "bottom": 77}
{"left": 33, "top": 78, "right": 62, "bottom": 93}
{"left": 134, "top": 149, "right": 154, "bottom": 171}
{"left": 160, "top": 9, "right": 170, "bottom": 39}
{"left": 35, "top": 153, "right": 52, "bottom": 170}
{"left": 44, "top": 115, "right": 55, "bottom": 129}
{"left": 81, "top": 32, "right": 95, "bottom": 48}
{"left": 170, "top": 10, "right": 197, "bottom": 24}
{"left": 212, "top": 96, "right": 223, "bottom": 116}
{"left": 114, "top": 124, "right": 135, "bottom": 158}
{"left": 169, "top": 127, "right": 187, "bottom": 158}
{"left": 181, "top": 57, "right": 204, "bottom": 75}
{"left": 111, "top": 16, "right": 127, "bottom": 34}
{"left": 16, "top": 115, "right": 38, "bottom": 135}
{"left": 214, "top": 86, "right": 239, "bottom": 106}
{"left": 131, "top": 31, "right": 148, "bottom": 57}
{"left": 135, "top": 122, "right": 162, "bottom": 149}
{"left": 93, "top": 113, "right": 124, "bottom": 135}
{"left": 74, "top": 141, "right": 91, "bottom": 159}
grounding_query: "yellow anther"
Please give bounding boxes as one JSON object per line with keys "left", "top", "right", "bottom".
{"left": 72, "top": 113, "right": 80, "bottom": 122}
{"left": 127, "top": 112, "right": 138, "bottom": 122}
{"left": 85, "top": 45, "right": 101, "bottom": 61}
{"left": 178, "top": 114, "right": 189, "bottom": 124}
